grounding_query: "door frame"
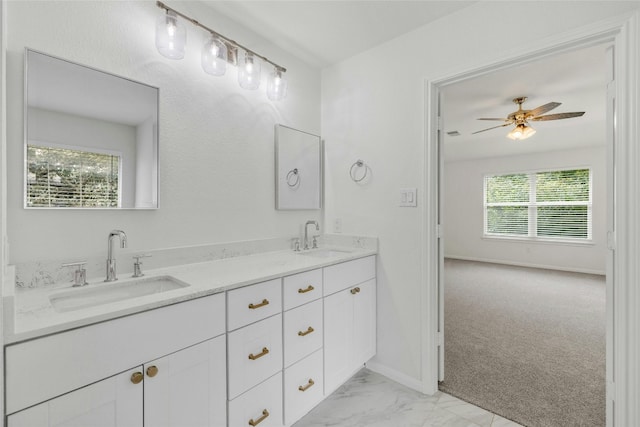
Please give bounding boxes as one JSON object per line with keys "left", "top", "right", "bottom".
{"left": 421, "top": 11, "right": 639, "bottom": 427}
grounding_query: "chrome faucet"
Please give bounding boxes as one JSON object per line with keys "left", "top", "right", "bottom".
{"left": 304, "top": 220, "right": 319, "bottom": 250}
{"left": 105, "top": 230, "right": 127, "bottom": 282}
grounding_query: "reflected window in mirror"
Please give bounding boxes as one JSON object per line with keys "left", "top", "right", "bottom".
{"left": 27, "top": 145, "right": 121, "bottom": 208}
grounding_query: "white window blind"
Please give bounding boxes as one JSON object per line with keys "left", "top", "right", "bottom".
{"left": 27, "top": 145, "right": 120, "bottom": 208}
{"left": 484, "top": 168, "right": 591, "bottom": 241}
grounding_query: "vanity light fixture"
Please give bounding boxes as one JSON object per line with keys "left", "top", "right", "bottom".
{"left": 155, "top": 9, "right": 186, "bottom": 60}
{"left": 267, "top": 67, "right": 288, "bottom": 101}
{"left": 155, "top": 1, "right": 288, "bottom": 100}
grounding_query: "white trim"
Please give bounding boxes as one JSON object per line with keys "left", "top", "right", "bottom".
{"left": 422, "top": 10, "right": 639, "bottom": 426}
{"left": 366, "top": 361, "right": 425, "bottom": 393}
{"left": 444, "top": 255, "right": 606, "bottom": 276}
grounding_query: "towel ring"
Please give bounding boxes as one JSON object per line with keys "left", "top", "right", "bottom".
{"left": 286, "top": 168, "right": 300, "bottom": 187}
{"left": 349, "top": 160, "right": 368, "bottom": 182}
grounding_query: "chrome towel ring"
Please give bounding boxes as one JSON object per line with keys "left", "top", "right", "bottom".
{"left": 286, "top": 168, "right": 300, "bottom": 187}
{"left": 349, "top": 160, "right": 368, "bottom": 182}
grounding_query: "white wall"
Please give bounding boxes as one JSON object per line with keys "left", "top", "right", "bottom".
{"left": 321, "top": 1, "right": 640, "bottom": 384}
{"left": 444, "top": 147, "right": 607, "bottom": 275}
{"left": 5, "top": 1, "right": 321, "bottom": 264}
{"left": 28, "top": 107, "right": 138, "bottom": 207}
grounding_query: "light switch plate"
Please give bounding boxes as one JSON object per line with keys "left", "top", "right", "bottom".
{"left": 399, "top": 188, "right": 417, "bottom": 207}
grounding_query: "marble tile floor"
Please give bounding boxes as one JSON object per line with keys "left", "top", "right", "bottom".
{"left": 293, "top": 369, "right": 523, "bottom": 427}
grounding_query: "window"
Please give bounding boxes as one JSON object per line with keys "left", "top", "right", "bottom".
{"left": 484, "top": 168, "right": 592, "bottom": 241}
{"left": 27, "top": 145, "right": 120, "bottom": 208}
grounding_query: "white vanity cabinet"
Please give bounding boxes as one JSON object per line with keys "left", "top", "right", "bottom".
{"left": 323, "top": 256, "right": 376, "bottom": 395}
{"left": 227, "top": 279, "right": 284, "bottom": 426}
{"left": 5, "top": 294, "right": 227, "bottom": 427}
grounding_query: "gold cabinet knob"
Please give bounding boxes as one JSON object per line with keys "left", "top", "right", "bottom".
{"left": 350, "top": 287, "right": 361, "bottom": 295}
{"left": 146, "top": 365, "right": 159, "bottom": 378}
{"left": 130, "top": 371, "right": 144, "bottom": 384}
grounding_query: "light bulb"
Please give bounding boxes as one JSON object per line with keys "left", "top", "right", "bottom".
{"left": 155, "top": 10, "right": 186, "bottom": 60}
{"left": 201, "top": 35, "right": 228, "bottom": 76}
{"left": 267, "top": 68, "right": 288, "bottom": 101}
{"left": 238, "top": 52, "right": 261, "bottom": 90}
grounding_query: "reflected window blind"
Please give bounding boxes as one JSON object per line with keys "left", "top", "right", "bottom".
{"left": 27, "top": 145, "right": 120, "bottom": 208}
{"left": 484, "top": 169, "right": 591, "bottom": 240}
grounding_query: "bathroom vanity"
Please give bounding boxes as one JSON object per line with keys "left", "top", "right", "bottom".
{"left": 4, "top": 248, "right": 376, "bottom": 427}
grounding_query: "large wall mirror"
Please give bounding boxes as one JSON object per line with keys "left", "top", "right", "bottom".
{"left": 275, "top": 124, "right": 322, "bottom": 210}
{"left": 24, "top": 49, "right": 159, "bottom": 209}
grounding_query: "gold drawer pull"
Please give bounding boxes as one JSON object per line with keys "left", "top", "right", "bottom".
{"left": 130, "top": 372, "right": 143, "bottom": 384}
{"left": 248, "top": 347, "right": 270, "bottom": 360}
{"left": 248, "top": 409, "right": 269, "bottom": 426}
{"left": 298, "top": 326, "right": 315, "bottom": 337}
{"left": 350, "top": 287, "right": 361, "bottom": 295}
{"left": 298, "top": 378, "right": 315, "bottom": 392}
{"left": 248, "top": 299, "right": 270, "bottom": 309}
{"left": 146, "top": 365, "right": 159, "bottom": 378}
{"left": 298, "top": 285, "right": 315, "bottom": 294}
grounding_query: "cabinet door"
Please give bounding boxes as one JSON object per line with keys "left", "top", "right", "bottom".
{"left": 143, "top": 336, "right": 227, "bottom": 427}
{"left": 323, "top": 288, "right": 353, "bottom": 394}
{"left": 352, "top": 279, "right": 377, "bottom": 369}
{"left": 7, "top": 368, "right": 143, "bottom": 427}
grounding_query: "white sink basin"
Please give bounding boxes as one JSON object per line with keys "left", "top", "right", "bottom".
{"left": 49, "top": 275, "right": 190, "bottom": 313}
{"left": 298, "top": 248, "right": 353, "bottom": 258}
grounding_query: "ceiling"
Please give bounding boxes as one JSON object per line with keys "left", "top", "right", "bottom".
{"left": 201, "top": 1, "right": 476, "bottom": 68}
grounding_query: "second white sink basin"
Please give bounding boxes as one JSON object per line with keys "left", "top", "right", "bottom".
{"left": 298, "top": 248, "right": 353, "bottom": 258}
{"left": 49, "top": 275, "right": 190, "bottom": 313}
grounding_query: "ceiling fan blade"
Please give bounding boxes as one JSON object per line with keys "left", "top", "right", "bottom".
{"left": 477, "top": 118, "right": 510, "bottom": 121}
{"left": 527, "top": 102, "right": 561, "bottom": 117}
{"left": 471, "top": 123, "right": 512, "bottom": 135}
{"left": 530, "top": 111, "right": 585, "bottom": 121}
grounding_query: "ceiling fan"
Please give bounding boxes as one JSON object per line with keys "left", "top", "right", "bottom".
{"left": 472, "top": 96, "right": 585, "bottom": 140}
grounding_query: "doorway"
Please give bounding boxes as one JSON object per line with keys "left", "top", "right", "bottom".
{"left": 421, "top": 14, "right": 640, "bottom": 427}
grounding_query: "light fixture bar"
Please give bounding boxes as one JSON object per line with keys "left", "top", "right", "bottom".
{"left": 156, "top": 1, "right": 286, "bottom": 73}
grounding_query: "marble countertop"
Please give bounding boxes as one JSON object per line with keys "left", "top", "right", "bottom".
{"left": 6, "top": 246, "right": 376, "bottom": 344}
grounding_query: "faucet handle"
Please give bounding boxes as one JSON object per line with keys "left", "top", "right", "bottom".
{"left": 312, "top": 235, "right": 319, "bottom": 249}
{"left": 132, "top": 254, "right": 151, "bottom": 278}
{"left": 291, "top": 238, "right": 301, "bottom": 252}
{"left": 62, "top": 261, "right": 88, "bottom": 287}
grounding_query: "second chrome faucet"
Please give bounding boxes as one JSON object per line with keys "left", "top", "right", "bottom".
{"left": 105, "top": 230, "right": 127, "bottom": 282}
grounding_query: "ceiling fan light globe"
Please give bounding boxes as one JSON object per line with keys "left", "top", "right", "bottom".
{"left": 507, "top": 124, "right": 536, "bottom": 140}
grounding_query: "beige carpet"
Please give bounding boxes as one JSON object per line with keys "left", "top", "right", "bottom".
{"left": 438, "top": 259, "right": 606, "bottom": 427}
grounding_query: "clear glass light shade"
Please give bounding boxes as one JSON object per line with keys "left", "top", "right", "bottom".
{"left": 267, "top": 69, "right": 288, "bottom": 101}
{"left": 201, "top": 36, "right": 228, "bottom": 76}
{"left": 238, "top": 52, "right": 261, "bottom": 90}
{"left": 155, "top": 10, "right": 186, "bottom": 60}
{"left": 507, "top": 123, "right": 536, "bottom": 140}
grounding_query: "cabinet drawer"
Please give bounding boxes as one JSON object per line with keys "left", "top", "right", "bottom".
{"left": 227, "top": 279, "right": 282, "bottom": 331}
{"left": 283, "top": 268, "right": 322, "bottom": 310}
{"left": 284, "top": 350, "right": 324, "bottom": 425}
{"left": 323, "top": 256, "right": 375, "bottom": 296}
{"left": 228, "top": 372, "right": 283, "bottom": 427}
{"left": 228, "top": 314, "right": 283, "bottom": 399}
{"left": 283, "top": 299, "right": 323, "bottom": 368}
{"left": 6, "top": 293, "right": 225, "bottom": 415}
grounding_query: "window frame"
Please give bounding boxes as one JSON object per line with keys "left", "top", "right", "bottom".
{"left": 483, "top": 167, "right": 593, "bottom": 244}
{"left": 25, "top": 140, "right": 123, "bottom": 209}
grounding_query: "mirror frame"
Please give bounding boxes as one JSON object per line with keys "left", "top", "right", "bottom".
{"left": 275, "top": 124, "right": 323, "bottom": 210}
{"left": 24, "top": 48, "right": 160, "bottom": 210}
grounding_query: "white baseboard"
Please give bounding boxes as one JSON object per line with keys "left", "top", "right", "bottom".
{"left": 444, "top": 254, "right": 605, "bottom": 276}
{"left": 365, "top": 360, "right": 425, "bottom": 394}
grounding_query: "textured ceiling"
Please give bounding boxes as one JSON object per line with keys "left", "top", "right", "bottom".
{"left": 201, "top": 1, "right": 477, "bottom": 67}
